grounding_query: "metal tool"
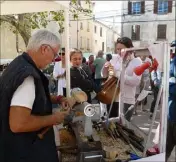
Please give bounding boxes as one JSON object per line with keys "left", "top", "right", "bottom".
{"left": 84, "top": 104, "right": 96, "bottom": 117}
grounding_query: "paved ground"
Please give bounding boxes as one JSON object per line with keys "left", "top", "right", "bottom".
{"left": 131, "top": 95, "right": 160, "bottom": 148}
{"left": 131, "top": 95, "right": 175, "bottom": 162}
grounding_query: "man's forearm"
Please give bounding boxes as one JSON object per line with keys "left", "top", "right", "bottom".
{"left": 17, "top": 114, "right": 57, "bottom": 132}
{"left": 10, "top": 112, "right": 59, "bottom": 133}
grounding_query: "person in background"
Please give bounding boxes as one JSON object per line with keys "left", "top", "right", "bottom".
{"left": 0, "top": 29, "right": 71, "bottom": 162}
{"left": 106, "top": 53, "right": 112, "bottom": 62}
{"left": 150, "top": 69, "right": 161, "bottom": 118}
{"left": 87, "top": 55, "right": 95, "bottom": 80}
{"left": 101, "top": 54, "right": 112, "bottom": 79}
{"left": 166, "top": 40, "right": 176, "bottom": 161}
{"left": 102, "top": 37, "right": 142, "bottom": 120}
{"left": 139, "top": 56, "right": 152, "bottom": 106}
{"left": 93, "top": 50, "right": 106, "bottom": 87}
{"left": 70, "top": 49, "right": 100, "bottom": 103}
{"left": 82, "top": 57, "right": 87, "bottom": 64}
{"left": 53, "top": 48, "right": 66, "bottom": 97}
{"left": 82, "top": 57, "right": 92, "bottom": 77}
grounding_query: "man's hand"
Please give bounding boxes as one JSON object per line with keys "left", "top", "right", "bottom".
{"left": 59, "top": 97, "right": 69, "bottom": 109}
{"left": 53, "top": 108, "right": 71, "bottom": 124}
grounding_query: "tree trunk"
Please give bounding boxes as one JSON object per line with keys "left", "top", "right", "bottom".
{"left": 0, "top": 14, "right": 31, "bottom": 46}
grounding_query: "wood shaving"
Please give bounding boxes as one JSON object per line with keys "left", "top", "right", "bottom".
{"left": 98, "top": 130, "right": 131, "bottom": 160}
{"left": 59, "top": 129, "right": 76, "bottom": 146}
{"left": 61, "top": 153, "right": 77, "bottom": 162}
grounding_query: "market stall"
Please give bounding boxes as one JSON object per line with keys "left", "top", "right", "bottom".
{"left": 55, "top": 43, "right": 169, "bottom": 162}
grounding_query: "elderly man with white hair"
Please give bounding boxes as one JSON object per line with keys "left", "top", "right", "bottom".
{"left": 0, "top": 29, "right": 70, "bottom": 162}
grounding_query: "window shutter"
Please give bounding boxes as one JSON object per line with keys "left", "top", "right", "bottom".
{"left": 168, "top": 1, "right": 173, "bottom": 13}
{"left": 154, "top": 0, "right": 158, "bottom": 14}
{"left": 131, "top": 26, "right": 134, "bottom": 40}
{"left": 136, "top": 25, "right": 140, "bottom": 40}
{"left": 141, "top": 1, "right": 145, "bottom": 14}
{"left": 157, "top": 25, "right": 167, "bottom": 39}
{"left": 128, "top": 1, "right": 132, "bottom": 15}
{"left": 131, "top": 25, "right": 140, "bottom": 40}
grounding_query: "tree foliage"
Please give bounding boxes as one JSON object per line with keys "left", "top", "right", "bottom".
{"left": 0, "top": 0, "right": 92, "bottom": 46}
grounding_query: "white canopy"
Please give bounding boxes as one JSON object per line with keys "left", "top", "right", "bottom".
{"left": 0, "top": 0, "right": 71, "bottom": 96}
{"left": 0, "top": 1, "right": 69, "bottom": 15}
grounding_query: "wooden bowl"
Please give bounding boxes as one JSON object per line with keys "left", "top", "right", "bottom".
{"left": 73, "top": 91, "right": 88, "bottom": 103}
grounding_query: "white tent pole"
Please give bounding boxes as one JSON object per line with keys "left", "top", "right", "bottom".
{"left": 142, "top": 78, "right": 163, "bottom": 157}
{"left": 159, "top": 42, "right": 170, "bottom": 153}
{"left": 64, "top": 6, "right": 71, "bottom": 97}
{"left": 119, "top": 63, "right": 125, "bottom": 118}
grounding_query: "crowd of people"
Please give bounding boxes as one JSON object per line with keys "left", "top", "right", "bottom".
{"left": 52, "top": 36, "right": 163, "bottom": 122}
{"left": 0, "top": 29, "right": 175, "bottom": 162}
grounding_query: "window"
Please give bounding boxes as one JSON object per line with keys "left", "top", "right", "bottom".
{"left": 80, "top": 22, "right": 83, "bottom": 30}
{"left": 157, "top": 24, "right": 167, "bottom": 39}
{"left": 100, "top": 27, "right": 102, "bottom": 37}
{"left": 132, "top": 2, "right": 141, "bottom": 14}
{"left": 131, "top": 25, "right": 140, "bottom": 41}
{"left": 87, "top": 22, "right": 90, "bottom": 32}
{"left": 128, "top": 1, "right": 145, "bottom": 15}
{"left": 87, "top": 38, "right": 90, "bottom": 50}
{"left": 94, "top": 26, "right": 97, "bottom": 33}
{"left": 158, "top": 0, "right": 168, "bottom": 14}
{"left": 154, "top": 0, "right": 172, "bottom": 14}
{"left": 102, "top": 42, "right": 104, "bottom": 51}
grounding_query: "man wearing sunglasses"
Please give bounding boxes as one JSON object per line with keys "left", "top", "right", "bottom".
{"left": 0, "top": 29, "right": 71, "bottom": 162}
{"left": 53, "top": 48, "right": 67, "bottom": 97}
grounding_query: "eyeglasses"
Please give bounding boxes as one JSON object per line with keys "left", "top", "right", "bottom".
{"left": 59, "top": 52, "right": 65, "bottom": 56}
{"left": 42, "top": 44, "right": 59, "bottom": 59}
